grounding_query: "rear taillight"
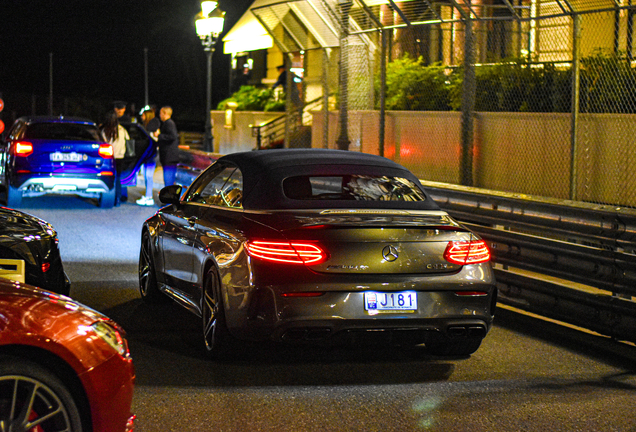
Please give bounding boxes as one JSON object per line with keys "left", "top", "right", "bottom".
{"left": 14, "top": 141, "right": 33, "bottom": 157}
{"left": 444, "top": 240, "right": 490, "bottom": 265}
{"left": 99, "top": 143, "right": 114, "bottom": 158}
{"left": 41, "top": 263, "right": 51, "bottom": 273}
{"left": 245, "top": 240, "right": 327, "bottom": 265}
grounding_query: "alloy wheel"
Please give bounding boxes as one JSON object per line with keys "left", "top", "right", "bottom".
{"left": 0, "top": 375, "right": 73, "bottom": 432}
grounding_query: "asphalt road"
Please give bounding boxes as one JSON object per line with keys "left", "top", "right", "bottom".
{"left": 15, "top": 189, "right": 636, "bottom": 432}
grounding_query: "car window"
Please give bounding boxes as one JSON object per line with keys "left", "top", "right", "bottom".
{"left": 23, "top": 123, "right": 101, "bottom": 141}
{"left": 9, "top": 121, "right": 26, "bottom": 140}
{"left": 283, "top": 175, "right": 426, "bottom": 202}
{"left": 186, "top": 165, "right": 243, "bottom": 208}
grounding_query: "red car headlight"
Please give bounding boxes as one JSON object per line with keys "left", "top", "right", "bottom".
{"left": 91, "top": 320, "right": 130, "bottom": 358}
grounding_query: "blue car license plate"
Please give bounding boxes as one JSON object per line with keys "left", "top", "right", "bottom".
{"left": 364, "top": 291, "right": 417, "bottom": 312}
{"left": 50, "top": 152, "right": 85, "bottom": 162}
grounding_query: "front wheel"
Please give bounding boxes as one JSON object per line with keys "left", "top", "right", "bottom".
{"left": 0, "top": 356, "right": 84, "bottom": 432}
{"left": 201, "top": 266, "right": 233, "bottom": 359}
{"left": 139, "top": 231, "right": 164, "bottom": 303}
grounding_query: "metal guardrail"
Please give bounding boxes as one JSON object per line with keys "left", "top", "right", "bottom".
{"left": 421, "top": 180, "right": 636, "bottom": 344}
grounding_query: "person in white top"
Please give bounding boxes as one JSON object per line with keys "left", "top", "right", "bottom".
{"left": 100, "top": 111, "right": 130, "bottom": 206}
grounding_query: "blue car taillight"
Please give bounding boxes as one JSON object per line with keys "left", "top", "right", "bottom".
{"left": 13, "top": 141, "right": 33, "bottom": 157}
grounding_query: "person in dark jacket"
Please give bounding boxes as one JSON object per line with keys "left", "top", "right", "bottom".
{"left": 114, "top": 101, "right": 133, "bottom": 123}
{"left": 156, "top": 106, "right": 179, "bottom": 187}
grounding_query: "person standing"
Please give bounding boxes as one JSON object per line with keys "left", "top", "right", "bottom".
{"left": 136, "top": 105, "right": 160, "bottom": 206}
{"left": 156, "top": 106, "right": 179, "bottom": 187}
{"left": 113, "top": 101, "right": 132, "bottom": 123}
{"left": 100, "top": 111, "right": 130, "bottom": 207}
{"left": 272, "top": 64, "right": 303, "bottom": 119}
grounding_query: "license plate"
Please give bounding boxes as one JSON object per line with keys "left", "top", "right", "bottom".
{"left": 50, "top": 152, "right": 84, "bottom": 162}
{"left": 364, "top": 291, "right": 417, "bottom": 312}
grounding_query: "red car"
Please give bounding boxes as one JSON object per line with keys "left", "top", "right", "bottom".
{"left": 0, "top": 278, "right": 135, "bottom": 432}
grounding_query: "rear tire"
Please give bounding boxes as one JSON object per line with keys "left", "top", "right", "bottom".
{"left": 424, "top": 337, "right": 483, "bottom": 357}
{"left": 6, "top": 184, "right": 22, "bottom": 208}
{"left": 139, "top": 231, "right": 164, "bottom": 303}
{"left": 0, "top": 356, "right": 84, "bottom": 432}
{"left": 201, "top": 266, "right": 233, "bottom": 359}
{"left": 99, "top": 188, "right": 116, "bottom": 208}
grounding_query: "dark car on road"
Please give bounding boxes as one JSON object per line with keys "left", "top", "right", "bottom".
{"left": 0, "top": 205, "right": 70, "bottom": 295}
{"left": 0, "top": 116, "right": 117, "bottom": 208}
{"left": 139, "top": 149, "right": 496, "bottom": 358}
{"left": 0, "top": 278, "right": 135, "bottom": 432}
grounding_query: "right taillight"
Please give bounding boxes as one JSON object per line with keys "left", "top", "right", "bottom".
{"left": 99, "top": 143, "right": 114, "bottom": 158}
{"left": 245, "top": 240, "right": 327, "bottom": 265}
{"left": 14, "top": 141, "right": 33, "bottom": 157}
{"left": 444, "top": 239, "right": 490, "bottom": 265}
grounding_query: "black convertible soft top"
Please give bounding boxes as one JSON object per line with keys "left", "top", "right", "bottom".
{"left": 213, "top": 149, "right": 440, "bottom": 211}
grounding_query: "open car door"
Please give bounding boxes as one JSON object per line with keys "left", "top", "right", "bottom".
{"left": 120, "top": 122, "right": 157, "bottom": 187}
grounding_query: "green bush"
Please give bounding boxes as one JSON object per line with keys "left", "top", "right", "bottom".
{"left": 376, "top": 55, "right": 453, "bottom": 111}
{"left": 378, "top": 52, "right": 635, "bottom": 114}
{"left": 580, "top": 49, "right": 636, "bottom": 113}
{"left": 216, "top": 85, "right": 285, "bottom": 112}
{"left": 454, "top": 57, "right": 571, "bottom": 113}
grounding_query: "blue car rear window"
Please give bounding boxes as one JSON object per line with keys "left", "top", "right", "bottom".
{"left": 24, "top": 123, "right": 100, "bottom": 141}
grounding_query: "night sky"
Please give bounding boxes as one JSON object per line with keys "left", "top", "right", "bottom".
{"left": 0, "top": 0, "right": 253, "bottom": 129}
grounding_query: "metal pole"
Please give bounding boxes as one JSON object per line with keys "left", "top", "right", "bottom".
{"left": 284, "top": 54, "right": 292, "bottom": 148}
{"left": 336, "top": 0, "right": 352, "bottom": 151}
{"left": 379, "top": 29, "right": 387, "bottom": 158}
{"left": 460, "top": 17, "right": 476, "bottom": 186}
{"left": 49, "top": 52, "right": 53, "bottom": 115}
{"left": 323, "top": 48, "right": 330, "bottom": 149}
{"left": 204, "top": 45, "right": 214, "bottom": 153}
{"left": 570, "top": 14, "right": 581, "bottom": 201}
{"left": 144, "top": 47, "right": 149, "bottom": 107}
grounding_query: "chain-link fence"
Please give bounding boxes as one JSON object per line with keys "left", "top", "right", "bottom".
{"left": 252, "top": 0, "right": 636, "bottom": 207}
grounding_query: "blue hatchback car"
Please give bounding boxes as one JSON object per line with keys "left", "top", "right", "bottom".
{"left": 0, "top": 116, "right": 156, "bottom": 208}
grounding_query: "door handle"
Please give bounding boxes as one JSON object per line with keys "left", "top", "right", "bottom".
{"left": 187, "top": 216, "right": 198, "bottom": 227}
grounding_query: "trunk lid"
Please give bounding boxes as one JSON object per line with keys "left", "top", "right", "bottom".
{"left": 257, "top": 210, "right": 477, "bottom": 275}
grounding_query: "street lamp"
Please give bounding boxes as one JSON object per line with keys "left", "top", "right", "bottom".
{"left": 195, "top": 1, "right": 225, "bottom": 153}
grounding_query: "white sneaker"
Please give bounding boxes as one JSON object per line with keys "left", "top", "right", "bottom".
{"left": 136, "top": 196, "right": 154, "bottom": 206}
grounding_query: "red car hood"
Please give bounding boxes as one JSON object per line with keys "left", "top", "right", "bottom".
{"left": 0, "top": 278, "right": 124, "bottom": 372}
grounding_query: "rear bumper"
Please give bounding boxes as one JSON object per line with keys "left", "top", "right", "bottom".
{"left": 13, "top": 176, "right": 114, "bottom": 198}
{"left": 231, "top": 284, "right": 496, "bottom": 346}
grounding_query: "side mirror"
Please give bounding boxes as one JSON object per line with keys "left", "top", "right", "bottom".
{"left": 159, "top": 185, "right": 183, "bottom": 205}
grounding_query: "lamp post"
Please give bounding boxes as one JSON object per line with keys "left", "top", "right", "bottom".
{"left": 195, "top": 1, "right": 225, "bottom": 153}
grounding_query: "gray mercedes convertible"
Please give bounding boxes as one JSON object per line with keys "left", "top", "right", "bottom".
{"left": 139, "top": 149, "right": 496, "bottom": 358}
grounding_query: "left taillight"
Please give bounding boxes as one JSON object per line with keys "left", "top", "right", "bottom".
{"left": 13, "top": 141, "right": 33, "bottom": 157}
{"left": 99, "top": 143, "right": 114, "bottom": 158}
{"left": 245, "top": 240, "right": 328, "bottom": 265}
{"left": 444, "top": 239, "right": 491, "bottom": 265}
